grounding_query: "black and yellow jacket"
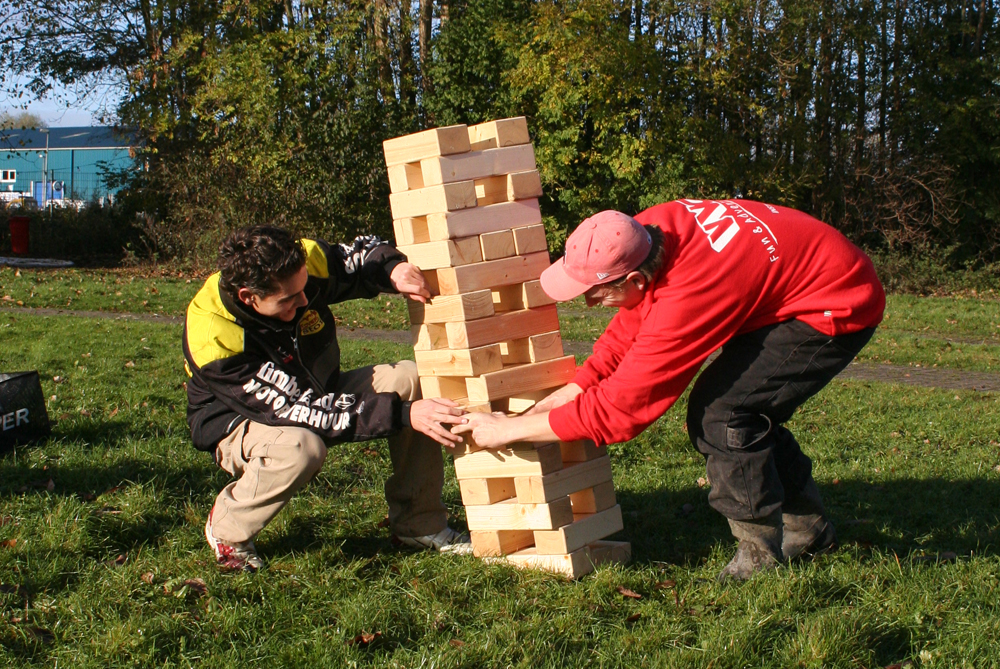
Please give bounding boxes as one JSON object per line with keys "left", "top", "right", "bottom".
{"left": 183, "top": 236, "right": 408, "bottom": 451}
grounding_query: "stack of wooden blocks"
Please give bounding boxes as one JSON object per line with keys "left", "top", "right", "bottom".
{"left": 382, "top": 117, "right": 630, "bottom": 578}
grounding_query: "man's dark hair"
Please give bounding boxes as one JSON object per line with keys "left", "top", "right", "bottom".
{"left": 218, "top": 226, "right": 306, "bottom": 296}
{"left": 607, "top": 224, "right": 667, "bottom": 288}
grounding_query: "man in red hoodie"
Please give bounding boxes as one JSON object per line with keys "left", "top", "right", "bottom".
{"left": 454, "top": 200, "right": 885, "bottom": 581}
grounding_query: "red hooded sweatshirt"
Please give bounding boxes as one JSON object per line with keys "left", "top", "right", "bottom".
{"left": 548, "top": 199, "right": 885, "bottom": 447}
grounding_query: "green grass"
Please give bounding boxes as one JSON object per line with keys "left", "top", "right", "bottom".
{"left": 4, "top": 311, "right": 1000, "bottom": 665}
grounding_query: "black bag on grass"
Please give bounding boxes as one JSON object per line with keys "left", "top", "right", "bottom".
{"left": 0, "top": 371, "right": 51, "bottom": 454}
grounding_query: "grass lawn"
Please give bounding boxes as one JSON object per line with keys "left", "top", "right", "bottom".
{"left": 3, "top": 307, "right": 1000, "bottom": 666}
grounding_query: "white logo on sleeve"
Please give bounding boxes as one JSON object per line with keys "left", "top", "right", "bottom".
{"left": 334, "top": 393, "right": 356, "bottom": 410}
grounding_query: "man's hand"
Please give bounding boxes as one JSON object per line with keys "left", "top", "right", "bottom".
{"left": 450, "top": 412, "right": 513, "bottom": 450}
{"left": 409, "top": 398, "right": 467, "bottom": 446}
{"left": 390, "top": 262, "right": 431, "bottom": 303}
{"left": 524, "top": 383, "right": 583, "bottom": 415}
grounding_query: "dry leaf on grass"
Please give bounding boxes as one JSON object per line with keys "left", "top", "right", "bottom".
{"left": 124, "top": 361, "right": 135, "bottom": 368}
{"left": 109, "top": 407, "right": 119, "bottom": 418}
{"left": 696, "top": 477, "right": 709, "bottom": 488}
{"left": 26, "top": 626, "right": 55, "bottom": 643}
{"left": 142, "top": 572, "right": 155, "bottom": 584}
{"left": 1, "top": 539, "right": 16, "bottom": 549}
{"left": 105, "top": 554, "right": 127, "bottom": 568}
{"left": 346, "top": 631, "right": 382, "bottom": 647}
{"left": 449, "top": 639, "right": 465, "bottom": 648}
{"left": 655, "top": 580, "right": 676, "bottom": 589}
{"left": 616, "top": 586, "right": 642, "bottom": 599}
{"left": 625, "top": 613, "right": 642, "bottom": 623}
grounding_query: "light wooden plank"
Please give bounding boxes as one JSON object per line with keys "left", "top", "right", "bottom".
{"left": 560, "top": 439, "right": 607, "bottom": 463}
{"left": 383, "top": 125, "right": 471, "bottom": 166}
{"left": 452, "top": 442, "right": 563, "bottom": 479}
{"left": 512, "top": 224, "right": 548, "bottom": 255}
{"left": 501, "top": 546, "right": 595, "bottom": 579}
{"left": 407, "top": 290, "right": 494, "bottom": 324}
{"left": 465, "top": 496, "right": 574, "bottom": 531}
{"left": 459, "top": 478, "right": 517, "bottom": 506}
{"left": 456, "top": 399, "right": 493, "bottom": 414}
{"left": 445, "top": 305, "right": 559, "bottom": 349}
{"left": 392, "top": 217, "right": 430, "bottom": 246}
{"left": 507, "top": 170, "right": 543, "bottom": 200}
{"left": 569, "top": 480, "right": 617, "bottom": 514}
{"left": 514, "top": 456, "right": 614, "bottom": 504}
{"left": 479, "top": 229, "right": 516, "bottom": 261}
{"left": 410, "top": 323, "right": 447, "bottom": 351}
{"left": 499, "top": 339, "right": 531, "bottom": 365}
{"left": 468, "top": 117, "right": 530, "bottom": 151}
{"left": 527, "top": 331, "right": 563, "bottom": 362}
{"left": 414, "top": 344, "right": 503, "bottom": 377}
{"left": 471, "top": 530, "right": 535, "bottom": 557}
{"left": 437, "top": 252, "right": 550, "bottom": 295}
{"left": 492, "top": 280, "right": 556, "bottom": 312}
{"left": 421, "top": 143, "right": 536, "bottom": 186}
{"left": 389, "top": 181, "right": 478, "bottom": 219}
{"left": 396, "top": 236, "right": 483, "bottom": 270}
{"left": 419, "top": 375, "right": 468, "bottom": 401}
{"left": 387, "top": 163, "right": 425, "bottom": 193}
{"left": 465, "top": 356, "right": 577, "bottom": 402}
{"left": 533, "top": 506, "right": 624, "bottom": 555}
{"left": 425, "top": 199, "right": 542, "bottom": 241}
{"left": 503, "top": 388, "right": 558, "bottom": 414}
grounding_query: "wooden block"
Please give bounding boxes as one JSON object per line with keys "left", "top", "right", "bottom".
{"left": 465, "top": 496, "right": 574, "bottom": 531}
{"left": 468, "top": 117, "right": 530, "bottom": 151}
{"left": 383, "top": 125, "right": 471, "bottom": 166}
{"left": 410, "top": 323, "right": 447, "bottom": 351}
{"left": 456, "top": 399, "right": 493, "bottom": 413}
{"left": 533, "top": 506, "right": 624, "bottom": 555}
{"left": 387, "top": 163, "right": 425, "bottom": 193}
{"left": 421, "top": 144, "right": 536, "bottom": 186}
{"left": 479, "top": 229, "right": 516, "bottom": 260}
{"left": 502, "top": 546, "right": 595, "bottom": 579}
{"left": 414, "top": 344, "right": 502, "bottom": 377}
{"left": 426, "top": 200, "right": 542, "bottom": 241}
{"left": 560, "top": 439, "right": 607, "bottom": 463}
{"left": 569, "top": 480, "right": 617, "bottom": 514}
{"left": 465, "top": 356, "right": 577, "bottom": 403}
{"left": 445, "top": 305, "right": 558, "bottom": 349}
{"left": 512, "top": 224, "right": 548, "bottom": 255}
{"left": 492, "top": 280, "right": 556, "bottom": 312}
{"left": 526, "top": 331, "right": 563, "bottom": 362}
{"left": 507, "top": 170, "right": 543, "bottom": 200}
{"left": 421, "top": 269, "right": 440, "bottom": 295}
{"left": 588, "top": 540, "right": 632, "bottom": 566}
{"left": 419, "top": 376, "right": 468, "bottom": 400}
{"left": 407, "top": 290, "right": 494, "bottom": 324}
{"left": 459, "top": 478, "right": 516, "bottom": 505}
{"left": 514, "top": 456, "right": 614, "bottom": 504}
{"left": 498, "top": 332, "right": 561, "bottom": 365}
{"left": 392, "top": 217, "right": 430, "bottom": 245}
{"left": 504, "top": 388, "right": 557, "bottom": 414}
{"left": 389, "top": 181, "right": 478, "bottom": 219}
{"left": 397, "top": 237, "right": 483, "bottom": 270}
{"left": 471, "top": 530, "right": 535, "bottom": 557}
{"left": 453, "top": 442, "right": 563, "bottom": 479}
{"left": 437, "top": 252, "right": 550, "bottom": 295}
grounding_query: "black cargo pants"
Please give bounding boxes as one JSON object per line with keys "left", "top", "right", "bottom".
{"left": 686, "top": 319, "right": 875, "bottom": 522}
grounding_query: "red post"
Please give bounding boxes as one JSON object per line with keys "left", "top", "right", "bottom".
{"left": 8, "top": 216, "right": 30, "bottom": 255}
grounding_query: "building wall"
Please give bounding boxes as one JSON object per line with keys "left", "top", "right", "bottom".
{"left": 0, "top": 147, "right": 135, "bottom": 202}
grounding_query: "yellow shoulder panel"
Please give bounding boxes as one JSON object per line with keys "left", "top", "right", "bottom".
{"left": 301, "top": 239, "right": 330, "bottom": 279}
{"left": 186, "top": 273, "right": 245, "bottom": 369}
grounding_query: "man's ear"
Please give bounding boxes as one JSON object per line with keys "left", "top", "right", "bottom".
{"left": 626, "top": 271, "right": 646, "bottom": 291}
{"left": 236, "top": 286, "right": 257, "bottom": 307}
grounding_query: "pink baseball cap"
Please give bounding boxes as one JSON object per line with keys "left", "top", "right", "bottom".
{"left": 540, "top": 210, "right": 652, "bottom": 301}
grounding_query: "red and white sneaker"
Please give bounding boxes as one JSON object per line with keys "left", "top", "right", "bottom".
{"left": 205, "top": 507, "right": 263, "bottom": 572}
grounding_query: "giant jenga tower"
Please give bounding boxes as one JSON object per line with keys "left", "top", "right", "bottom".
{"left": 382, "top": 118, "right": 630, "bottom": 578}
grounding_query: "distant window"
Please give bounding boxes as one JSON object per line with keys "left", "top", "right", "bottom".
{"left": 0, "top": 170, "right": 14, "bottom": 183}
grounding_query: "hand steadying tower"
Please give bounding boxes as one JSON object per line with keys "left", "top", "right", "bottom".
{"left": 382, "top": 118, "right": 630, "bottom": 578}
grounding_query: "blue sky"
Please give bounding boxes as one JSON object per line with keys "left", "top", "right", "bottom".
{"left": 4, "top": 75, "right": 121, "bottom": 127}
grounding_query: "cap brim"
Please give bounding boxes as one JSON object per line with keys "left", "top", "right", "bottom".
{"left": 540, "top": 260, "right": 594, "bottom": 302}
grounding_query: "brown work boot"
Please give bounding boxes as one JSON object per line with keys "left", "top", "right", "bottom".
{"left": 782, "top": 478, "right": 838, "bottom": 560}
{"left": 717, "top": 513, "right": 783, "bottom": 582}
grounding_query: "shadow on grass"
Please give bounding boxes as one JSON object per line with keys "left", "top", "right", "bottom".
{"left": 618, "top": 478, "right": 1000, "bottom": 566}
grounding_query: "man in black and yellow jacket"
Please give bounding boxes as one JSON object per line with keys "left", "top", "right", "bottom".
{"left": 184, "top": 226, "right": 469, "bottom": 571}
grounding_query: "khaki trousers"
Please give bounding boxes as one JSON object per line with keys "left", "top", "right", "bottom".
{"left": 210, "top": 360, "right": 447, "bottom": 544}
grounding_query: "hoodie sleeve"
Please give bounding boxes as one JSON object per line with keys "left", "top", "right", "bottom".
{"left": 194, "top": 351, "right": 405, "bottom": 442}
{"left": 304, "top": 237, "right": 405, "bottom": 305}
